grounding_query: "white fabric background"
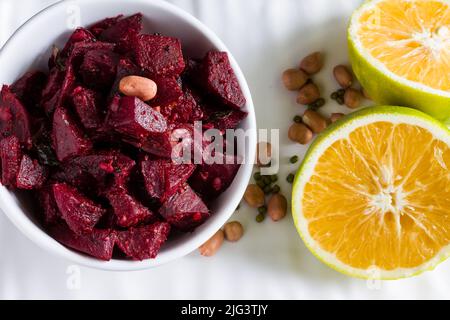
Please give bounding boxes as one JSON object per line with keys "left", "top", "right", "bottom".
{"left": 1, "top": 0, "right": 450, "bottom": 300}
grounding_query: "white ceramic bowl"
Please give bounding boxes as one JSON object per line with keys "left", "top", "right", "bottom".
{"left": 0, "top": 0, "right": 256, "bottom": 271}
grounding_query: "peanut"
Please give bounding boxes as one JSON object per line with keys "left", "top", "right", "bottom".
{"left": 344, "top": 88, "right": 363, "bottom": 109}
{"left": 244, "top": 184, "right": 265, "bottom": 208}
{"left": 300, "top": 52, "right": 323, "bottom": 75}
{"left": 224, "top": 221, "right": 244, "bottom": 242}
{"left": 256, "top": 142, "right": 272, "bottom": 167}
{"left": 119, "top": 75, "right": 158, "bottom": 101}
{"left": 297, "top": 82, "right": 320, "bottom": 105}
{"left": 282, "top": 69, "right": 308, "bottom": 91}
{"left": 199, "top": 229, "right": 224, "bottom": 257}
{"left": 288, "top": 123, "right": 313, "bottom": 145}
{"left": 302, "top": 109, "right": 327, "bottom": 133}
{"left": 333, "top": 65, "right": 353, "bottom": 88}
{"left": 330, "top": 113, "right": 345, "bottom": 123}
{"left": 268, "top": 193, "right": 287, "bottom": 221}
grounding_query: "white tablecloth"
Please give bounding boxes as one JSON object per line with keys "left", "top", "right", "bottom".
{"left": 1, "top": 0, "right": 450, "bottom": 300}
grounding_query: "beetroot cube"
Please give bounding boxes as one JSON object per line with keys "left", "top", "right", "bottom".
{"left": 159, "top": 184, "right": 210, "bottom": 231}
{"left": 59, "top": 28, "right": 96, "bottom": 61}
{"left": 0, "top": 85, "right": 32, "bottom": 148}
{"left": 201, "top": 51, "right": 246, "bottom": 109}
{"left": 132, "top": 34, "right": 185, "bottom": 76}
{"left": 80, "top": 49, "right": 119, "bottom": 90}
{"left": 149, "top": 77, "right": 183, "bottom": 109}
{"left": 11, "top": 71, "right": 47, "bottom": 111}
{"left": 52, "top": 183, "right": 106, "bottom": 234}
{"left": 106, "top": 96, "right": 167, "bottom": 140}
{"left": 116, "top": 222, "right": 170, "bottom": 260}
{"left": 166, "top": 88, "right": 203, "bottom": 124}
{"left": 16, "top": 154, "right": 47, "bottom": 189}
{"left": 49, "top": 223, "right": 116, "bottom": 261}
{"left": 70, "top": 86, "right": 103, "bottom": 131}
{"left": 106, "top": 186, "right": 155, "bottom": 228}
{"left": 41, "top": 63, "right": 76, "bottom": 115}
{"left": 0, "top": 135, "right": 21, "bottom": 187}
{"left": 52, "top": 107, "right": 92, "bottom": 162}
{"left": 53, "top": 151, "right": 135, "bottom": 196}
{"left": 100, "top": 13, "right": 142, "bottom": 53}
{"left": 89, "top": 14, "right": 123, "bottom": 37}
{"left": 140, "top": 159, "right": 195, "bottom": 201}
{"left": 38, "top": 186, "right": 60, "bottom": 225}
{"left": 40, "top": 68, "right": 65, "bottom": 114}
{"left": 190, "top": 157, "right": 240, "bottom": 200}
{"left": 204, "top": 107, "right": 248, "bottom": 132}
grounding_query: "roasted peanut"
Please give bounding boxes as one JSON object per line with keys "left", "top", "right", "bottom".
{"left": 282, "top": 69, "right": 309, "bottom": 91}
{"left": 344, "top": 88, "right": 363, "bottom": 109}
{"left": 300, "top": 52, "right": 323, "bottom": 75}
{"left": 268, "top": 193, "right": 287, "bottom": 221}
{"left": 330, "top": 113, "right": 345, "bottom": 123}
{"left": 244, "top": 184, "right": 265, "bottom": 208}
{"left": 288, "top": 123, "right": 313, "bottom": 145}
{"left": 199, "top": 229, "right": 225, "bottom": 257}
{"left": 333, "top": 65, "right": 353, "bottom": 88}
{"left": 119, "top": 75, "right": 158, "bottom": 101}
{"left": 224, "top": 221, "right": 244, "bottom": 242}
{"left": 256, "top": 142, "right": 272, "bottom": 167}
{"left": 302, "top": 109, "right": 327, "bottom": 133}
{"left": 297, "top": 82, "right": 320, "bottom": 105}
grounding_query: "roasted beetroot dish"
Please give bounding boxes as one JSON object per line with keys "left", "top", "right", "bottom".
{"left": 0, "top": 14, "right": 247, "bottom": 261}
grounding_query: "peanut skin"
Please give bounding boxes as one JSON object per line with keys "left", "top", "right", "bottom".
{"left": 333, "top": 65, "right": 353, "bottom": 88}
{"left": 244, "top": 184, "right": 265, "bottom": 208}
{"left": 224, "top": 221, "right": 244, "bottom": 242}
{"left": 268, "top": 194, "right": 287, "bottom": 221}
{"left": 119, "top": 75, "right": 158, "bottom": 101}
{"left": 297, "top": 83, "right": 320, "bottom": 105}
{"left": 302, "top": 110, "right": 327, "bottom": 133}
{"left": 282, "top": 69, "right": 309, "bottom": 91}
{"left": 288, "top": 123, "right": 313, "bottom": 145}
{"left": 199, "top": 230, "right": 225, "bottom": 257}
{"left": 300, "top": 52, "right": 323, "bottom": 75}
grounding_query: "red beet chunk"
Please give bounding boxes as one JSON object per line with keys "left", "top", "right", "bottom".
{"left": 106, "top": 186, "right": 155, "bottom": 228}
{"left": 150, "top": 77, "right": 183, "bottom": 108}
{"left": 0, "top": 85, "right": 32, "bottom": 148}
{"left": 52, "top": 107, "right": 92, "bottom": 162}
{"left": 52, "top": 183, "right": 106, "bottom": 234}
{"left": 41, "top": 63, "right": 76, "bottom": 115}
{"left": 140, "top": 158, "right": 195, "bottom": 201}
{"left": 48, "top": 223, "right": 116, "bottom": 261}
{"left": 88, "top": 14, "right": 123, "bottom": 37}
{"left": 0, "top": 135, "right": 21, "bottom": 187}
{"left": 59, "top": 28, "right": 96, "bottom": 61}
{"left": 190, "top": 156, "right": 240, "bottom": 200}
{"left": 38, "top": 186, "right": 60, "bottom": 224}
{"left": 11, "top": 71, "right": 47, "bottom": 111}
{"left": 16, "top": 154, "right": 47, "bottom": 189}
{"left": 165, "top": 88, "right": 203, "bottom": 124}
{"left": 159, "top": 184, "right": 210, "bottom": 231}
{"left": 80, "top": 49, "right": 119, "bottom": 90}
{"left": 106, "top": 96, "right": 167, "bottom": 140}
{"left": 203, "top": 107, "right": 248, "bottom": 132}
{"left": 116, "top": 222, "right": 170, "bottom": 260}
{"left": 201, "top": 51, "right": 246, "bottom": 109}
{"left": 100, "top": 13, "right": 142, "bottom": 53}
{"left": 70, "top": 86, "right": 103, "bottom": 131}
{"left": 132, "top": 34, "right": 185, "bottom": 76}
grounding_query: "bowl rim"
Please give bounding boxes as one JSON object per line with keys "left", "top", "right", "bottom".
{"left": 0, "top": 0, "right": 257, "bottom": 271}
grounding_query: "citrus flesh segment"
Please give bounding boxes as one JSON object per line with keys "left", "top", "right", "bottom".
{"left": 354, "top": 0, "right": 450, "bottom": 92}
{"left": 294, "top": 107, "right": 450, "bottom": 279}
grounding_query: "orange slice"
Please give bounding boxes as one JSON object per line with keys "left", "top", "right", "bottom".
{"left": 292, "top": 106, "right": 450, "bottom": 279}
